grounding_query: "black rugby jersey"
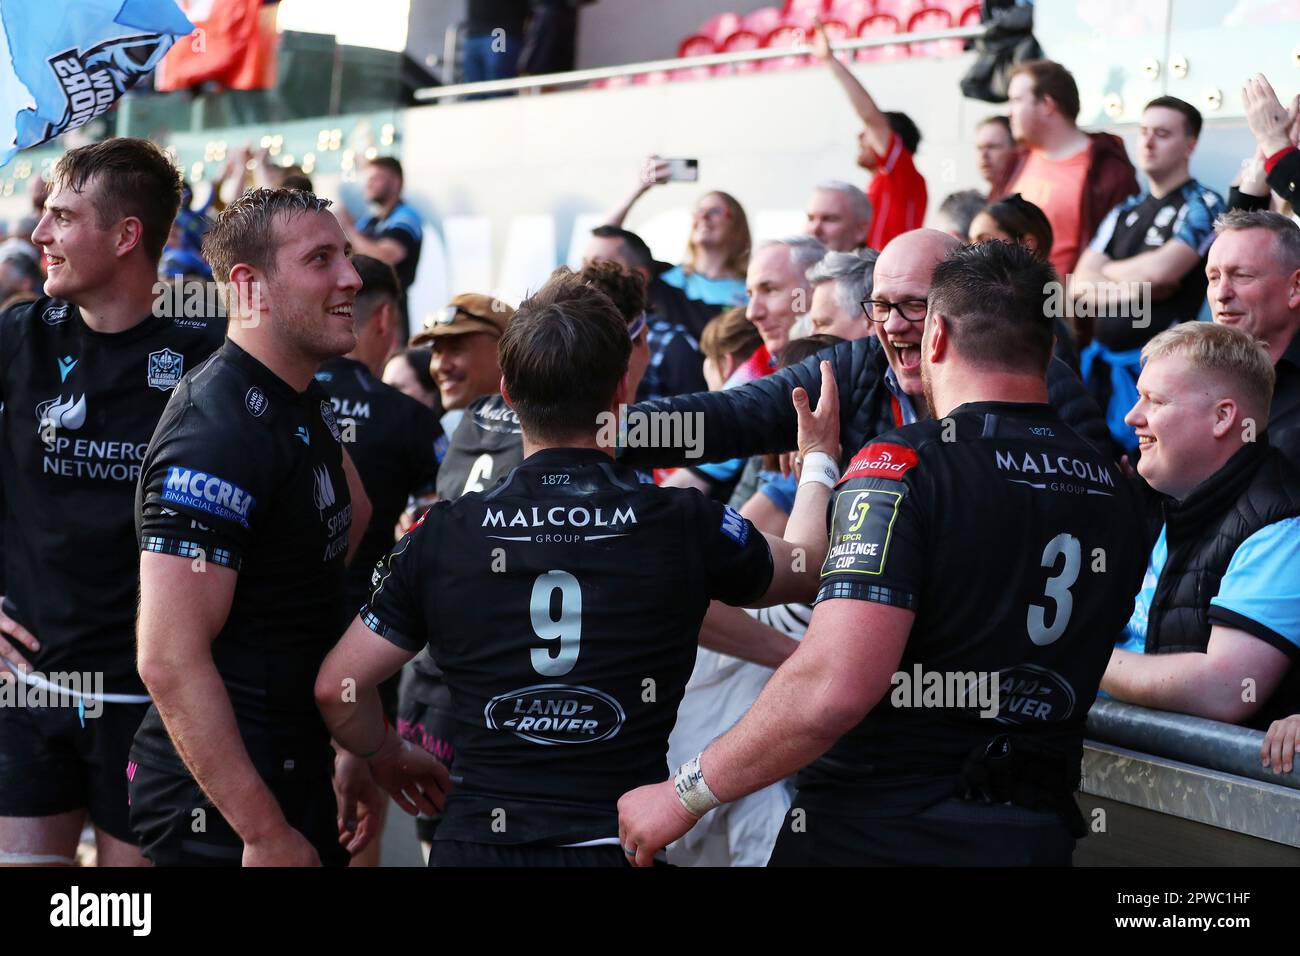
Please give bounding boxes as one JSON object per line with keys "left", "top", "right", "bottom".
{"left": 802, "top": 402, "right": 1146, "bottom": 815}
{"left": 131, "top": 339, "right": 353, "bottom": 776}
{"left": 435, "top": 392, "right": 523, "bottom": 501}
{"left": 315, "top": 356, "right": 440, "bottom": 616}
{"left": 0, "top": 296, "right": 222, "bottom": 694}
{"left": 362, "top": 447, "right": 773, "bottom": 845}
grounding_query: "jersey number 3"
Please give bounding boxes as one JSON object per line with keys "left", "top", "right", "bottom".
{"left": 530, "top": 570, "right": 582, "bottom": 676}
{"left": 1026, "top": 533, "right": 1081, "bottom": 646}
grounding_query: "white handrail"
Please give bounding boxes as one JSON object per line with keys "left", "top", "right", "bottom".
{"left": 413, "top": 24, "right": 985, "bottom": 102}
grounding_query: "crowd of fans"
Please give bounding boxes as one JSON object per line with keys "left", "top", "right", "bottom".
{"left": 0, "top": 41, "right": 1298, "bottom": 869}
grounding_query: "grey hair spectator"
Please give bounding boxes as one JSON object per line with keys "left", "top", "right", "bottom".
{"left": 807, "top": 248, "right": 879, "bottom": 317}
{"left": 936, "top": 190, "right": 988, "bottom": 241}
{"left": 816, "top": 181, "right": 873, "bottom": 228}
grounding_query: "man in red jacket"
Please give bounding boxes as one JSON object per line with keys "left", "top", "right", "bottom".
{"left": 997, "top": 60, "right": 1138, "bottom": 283}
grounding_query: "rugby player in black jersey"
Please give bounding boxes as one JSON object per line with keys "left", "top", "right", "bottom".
{"left": 314, "top": 254, "right": 442, "bottom": 865}
{"left": 619, "top": 241, "right": 1148, "bottom": 866}
{"left": 397, "top": 262, "right": 649, "bottom": 857}
{"left": 317, "top": 268, "right": 842, "bottom": 866}
{"left": 0, "top": 139, "right": 224, "bottom": 867}
{"left": 129, "top": 188, "right": 446, "bottom": 867}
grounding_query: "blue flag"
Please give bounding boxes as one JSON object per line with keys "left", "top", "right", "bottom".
{"left": 0, "top": 0, "right": 193, "bottom": 166}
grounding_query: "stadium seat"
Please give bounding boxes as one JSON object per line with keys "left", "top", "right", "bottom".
{"left": 783, "top": 0, "right": 832, "bottom": 15}
{"left": 907, "top": 7, "right": 962, "bottom": 56}
{"left": 721, "top": 26, "right": 766, "bottom": 74}
{"left": 831, "top": 0, "right": 877, "bottom": 32}
{"left": 855, "top": 12, "right": 907, "bottom": 61}
{"left": 697, "top": 11, "right": 745, "bottom": 44}
{"left": 958, "top": 3, "right": 982, "bottom": 26}
{"left": 635, "top": 69, "right": 672, "bottom": 84}
{"left": 872, "top": 0, "right": 924, "bottom": 20}
{"left": 762, "top": 21, "right": 810, "bottom": 71}
{"left": 743, "top": 5, "right": 786, "bottom": 38}
{"left": 676, "top": 33, "right": 717, "bottom": 58}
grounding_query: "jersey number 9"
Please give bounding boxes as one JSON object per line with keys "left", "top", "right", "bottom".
{"left": 530, "top": 570, "right": 582, "bottom": 676}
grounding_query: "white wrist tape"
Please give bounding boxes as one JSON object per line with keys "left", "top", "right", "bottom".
{"left": 799, "top": 451, "right": 840, "bottom": 489}
{"left": 674, "top": 753, "right": 722, "bottom": 818}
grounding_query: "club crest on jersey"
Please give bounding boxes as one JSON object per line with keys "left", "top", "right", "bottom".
{"left": 146, "top": 348, "right": 184, "bottom": 391}
{"left": 840, "top": 443, "right": 918, "bottom": 484}
{"left": 245, "top": 387, "right": 268, "bottom": 418}
{"left": 320, "top": 400, "right": 342, "bottom": 442}
{"left": 485, "top": 684, "right": 626, "bottom": 746}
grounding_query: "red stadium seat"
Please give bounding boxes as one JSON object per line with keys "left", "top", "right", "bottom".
{"left": 743, "top": 5, "right": 786, "bottom": 37}
{"left": 635, "top": 69, "right": 671, "bottom": 84}
{"left": 783, "top": 0, "right": 831, "bottom": 15}
{"left": 669, "top": 66, "right": 715, "bottom": 81}
{"left": 697, "top": 11, "right": 744, "bottom": 44}
{"left": 831, "top": 0, "right": 877, "bottom": 31}
{"left": 958, "top": 3, "right": 982, "bottom": 26}
{"left": 721, "top": 27, "right": 765, "bottom": 74}
{"left": 872, "top": 0, "right": 924, "bottom": 20}
{"left": 907, "top": 7, "right": 961, "bottom": 56}
{"left": 855, "top": 12, "right": 907, "bottom": 61}
{"left": 762, "top": 22, "right": 810, "bottom": 71}
{"left": 676, "top": 33, "right": 717, "bottom": 58}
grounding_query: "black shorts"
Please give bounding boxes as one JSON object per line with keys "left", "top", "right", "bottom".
{"left": 767, "top": 795, "right": 1076, "bottom": 866}
{"left": 127, "top": 760, "right": 350, "bottom": 867}
{"left": 0, "top": 696, "right": 147, "bottom": 843}
{"left": 397, "top": 668, "right": 455, "bottom": 844}
{"left": 429, "top": 839, "right": 669, "bottom": 868}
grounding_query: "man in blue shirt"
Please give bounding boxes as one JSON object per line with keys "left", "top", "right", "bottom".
{"left": 338, "top": 157, "right": 423, "bottom": 340}
{"left": 1102, "top": 322, "right": 1300, "bottom": 727}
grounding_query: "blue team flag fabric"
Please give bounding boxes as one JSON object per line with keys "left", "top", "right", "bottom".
{"left": 0, "top": 0, "right": 193, "bottom": 166}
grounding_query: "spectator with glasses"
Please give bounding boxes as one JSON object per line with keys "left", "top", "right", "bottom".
{"left": 619, "top": 230, "right": 1113, "bottom": 481}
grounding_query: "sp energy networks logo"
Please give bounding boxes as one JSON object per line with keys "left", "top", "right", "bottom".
{"left": 146, "top": 348, "right": 184, "bottom": 391}
{"left": 312, "top": 464, "right": 336, "bottom": 515}
{"left": 36, "top": 394, "right": 87, "bottom": 433}
{"left": 485, "top": 684, "right": 626, "bottom": 745}
{"left": 161, "top": 467, "right": 255, "bottom": 528}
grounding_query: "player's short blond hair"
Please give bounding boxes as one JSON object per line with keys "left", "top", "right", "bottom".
{"left": 1141, "top": 322, "right": 1276, "bottom": 418}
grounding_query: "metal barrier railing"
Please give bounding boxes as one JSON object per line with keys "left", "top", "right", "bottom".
{"left": 413, "top": 25, "right": 986, "bottom": 102}
{"left": 1085, "top": 698, "right": 1297, "bottom": 790}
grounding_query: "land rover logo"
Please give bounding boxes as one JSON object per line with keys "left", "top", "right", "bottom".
{"left": 484, "top": 684, "right": 625, "bottom": 745}
{"left": 993, "top": 664, "right": 1077, "bottom": 724}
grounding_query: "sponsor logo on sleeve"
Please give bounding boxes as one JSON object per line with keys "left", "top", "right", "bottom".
{"left": 720, "top": 504, "right": 749, "bottom": 546}
{"left": 839, "top": 443, "right": 918, "bottom": 484}
{"left": 245, "top": 387, "right": 268, "bottom": 418}
{"left": 823, "top": 488, "right": 903, "bottom": 575}
{"left": 162, "top": 466, "right": 256, "bottom": 528}
{"left": 146, "top": 348, "right": 184, "bottom": 391}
